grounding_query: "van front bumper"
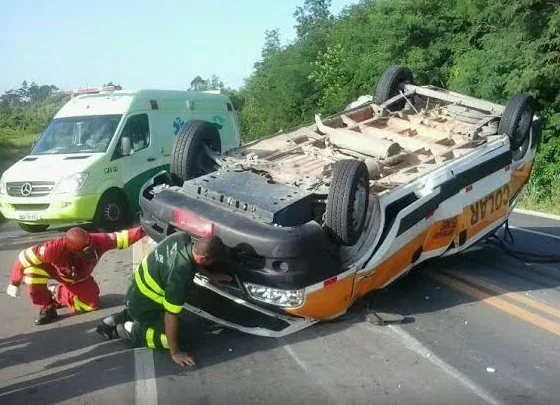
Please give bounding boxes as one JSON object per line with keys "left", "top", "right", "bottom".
{"left": 187, "top": 273, "right": 318, "bottom": 338}
{"left": 0, "top": 193, "right": 100, "bottom": 224}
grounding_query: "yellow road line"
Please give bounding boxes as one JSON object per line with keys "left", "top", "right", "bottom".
{"left": 426, "top": 271, "right": 560, "bottom": 338}
{"left": 445, "top": 269, "right": 560, "bottom": 321}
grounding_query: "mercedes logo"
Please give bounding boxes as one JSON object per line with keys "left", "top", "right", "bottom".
{"left": 21, "top": 183, "right": 33, "bottom": 197}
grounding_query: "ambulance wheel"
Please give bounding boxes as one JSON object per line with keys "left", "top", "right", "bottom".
{"left": 18, "top": 223, "right": 49, "bottom": 233}
{"left": 94, "top": 190, "right": 128, "bottom": 232}
{"left": 325, "top": 159, "right": 370, "bottom": 246}
{"left": 499, "top": 94, "right": 534, "bottom": 155}
{"left": 374, "top": 65, "right": 413, "bottom": 110}
{"left": 171, "top": 120, "right": 221, "bottom": 184}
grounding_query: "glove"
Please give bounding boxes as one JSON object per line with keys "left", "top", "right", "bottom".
{"left": 6, "top": 284, "right": 20, "bottom": 298}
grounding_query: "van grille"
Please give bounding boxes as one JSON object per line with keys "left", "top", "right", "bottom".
{"left": 7, "top": 181, "right": 55, "bottom": 197}
{"left": 11, "top": 204, "right": 50, "bottom": 211}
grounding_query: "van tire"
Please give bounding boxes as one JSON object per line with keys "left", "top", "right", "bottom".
{"left": 171, "top": 120, "right": 221, "bottom": 185}
{"left": 499, "top": 94, "right": 534, "bottom": 154}
{"left": 325, "top": 159, "right": 370, "bottom": 246}
{"left": 375, "top": 65, "right": 413, "bottom": 110}
{"left": 18, "top": 223, "right": 49, "bottom": 233}
{"left": 94, "top": 190, "right": 129, "bottom": 232}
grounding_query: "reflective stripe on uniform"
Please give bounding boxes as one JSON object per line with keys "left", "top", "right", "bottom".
{"left": 115, "top": 230, "right": 130, "bottom": 249}
{"left": 73, "top": 296, "right": 95, "bottom": 312}
{"left": 19, "top": 251, "right": 31, "bottom": 267}
{"left": 163, "top": 299, "right": 182, "bottom": 314}
{"left": 160, "top": 333, "right": 169, "bottom": 349}
{"left": 146, "top": 328, "right": 156, "bottom": 348}
{"left": 23, "top": 267, "right": 49, "bottom": 277}
{"left": 26, "top": 248, "right": 42, "bottom": 265}
{"left": 134, "top": 265, "right": 163, "bottom": 305}
{"left": 23, "top": 276, "right": 48, "bottom": 285}
{"left": 141, "top": 257, "right": 164, "bottom": 295}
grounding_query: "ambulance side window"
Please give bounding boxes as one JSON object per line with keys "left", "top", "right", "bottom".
{"left": 121, "top": 114, "right": 150, "bottom": 153}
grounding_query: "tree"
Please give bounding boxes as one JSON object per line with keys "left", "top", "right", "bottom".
{"left": 293, "top": 0, "right": 333, "bottom": 39}
{"left": 189, "top": 75, "right": 207, "bottom": 91}
{"left": 262, "top": 29, "right": 282, "bottom": 58}
{"left": 189, "top": 75, "right": 225, "bottom": 91}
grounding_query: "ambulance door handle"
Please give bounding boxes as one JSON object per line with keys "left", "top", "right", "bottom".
{"left": 146, "top": 157, "right": 156, "bottom": 162}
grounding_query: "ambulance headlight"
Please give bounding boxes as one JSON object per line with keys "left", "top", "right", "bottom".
{"left": 54, "top": 173, "right": 89, "bottom": 194}
{"left": 244, "top": 282, "right": 304, "bottom": 308}
{"left": 0, "top": 175, "right": 5, "bottom": 195}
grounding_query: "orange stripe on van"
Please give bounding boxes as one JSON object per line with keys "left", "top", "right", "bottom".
{"left": 353, "top": 231, "right": 429, "bottom": 302}
{"left": 286, "top": 274, "right": 355, "bottom": 320}
{"left": 509, "top": 162, "right": 533, "bottom": 201}
{"left": 423, "top": 217, "right": 458, "bottom": 252}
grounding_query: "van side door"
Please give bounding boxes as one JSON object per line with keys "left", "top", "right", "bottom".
{"left": 112, "top": 112, "right": 160, "bottom": 216}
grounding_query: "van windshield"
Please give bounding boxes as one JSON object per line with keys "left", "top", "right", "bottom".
{"left": 31, "top": 114, "right": 122, "bottom": 155}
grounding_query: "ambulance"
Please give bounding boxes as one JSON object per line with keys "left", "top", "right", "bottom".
{"left": 0, "top": 86, "right": 241, "bottom": 232}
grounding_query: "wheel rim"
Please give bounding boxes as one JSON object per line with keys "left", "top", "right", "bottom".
{"left": 104, "top": 203, "right": 122, "bottom": 222}
{"left": 194, "top": 139, "right": 218, "bottom": 176}
{"left": 352, "top": 179, "right": 367, "bottom": 232}
{"left": 514, "top": 109, "right": 532, "bottom": 147}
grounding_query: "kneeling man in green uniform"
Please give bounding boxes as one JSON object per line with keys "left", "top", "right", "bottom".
{"left": 96, "top": 232, "right": 231, "bottom": 367}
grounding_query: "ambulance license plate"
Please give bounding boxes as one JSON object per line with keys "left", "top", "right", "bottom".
{"left": 18, "top": 212, "right": 41, "bottom": 221}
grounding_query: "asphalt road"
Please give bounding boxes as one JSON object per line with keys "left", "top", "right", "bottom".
{"left": 0, "top": 212, "right": 559, "bottom": 405}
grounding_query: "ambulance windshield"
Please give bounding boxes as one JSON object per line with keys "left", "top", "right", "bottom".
{"left": 31, "top": 114, "right": 122, "bottom": 155}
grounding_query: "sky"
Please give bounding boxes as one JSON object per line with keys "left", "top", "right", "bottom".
{"left": 0, "top": 0, "right": 356, "bottom": 94}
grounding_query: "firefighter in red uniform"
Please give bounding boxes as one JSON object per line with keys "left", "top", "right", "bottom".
{"left": 6, "top": 226, "right": 145, "bottom": 325}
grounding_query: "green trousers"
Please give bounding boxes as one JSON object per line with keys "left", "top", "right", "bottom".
{"left": 111, "top": 279, "right": 182, "bottom": 350}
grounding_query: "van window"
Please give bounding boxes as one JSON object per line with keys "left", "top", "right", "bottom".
{"left": 121, "top": 114, "right": 150, "bottom": 152}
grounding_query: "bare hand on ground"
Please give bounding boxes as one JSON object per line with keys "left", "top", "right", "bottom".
{"left": 171, "top": 352, "right": 196, "bottom": 368}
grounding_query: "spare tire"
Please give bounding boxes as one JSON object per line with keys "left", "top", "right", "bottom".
{"left": 374, "top": 65, "right": 413, "bottom": 110}
{"left": 498, "top": 94, "right": 534, "bottom": 157}
{"left": 170, "top": 120, "right": 221, "bottom": 184}
{"left": 325, "top": 159, "right": 370, "bottom": 246}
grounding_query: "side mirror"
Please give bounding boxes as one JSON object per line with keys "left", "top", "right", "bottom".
{"left": 121, "top": 137, "right": 132, "bottom": 156}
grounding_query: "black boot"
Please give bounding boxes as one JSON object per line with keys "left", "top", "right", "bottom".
{"left": 96, "top": 316, "right": 117, "bottom": 340}
{"left": 35, "top": 305, "right": 58, "bottom": 325}
{"left": 96, "top": 309, "right": 131, "bottom": 340}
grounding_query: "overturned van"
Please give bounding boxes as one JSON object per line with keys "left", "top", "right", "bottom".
{"left": 139, "top": 66, "right": 541, "bottom": 337}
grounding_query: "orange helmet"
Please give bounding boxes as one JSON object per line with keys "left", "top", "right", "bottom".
{"left": 65, "top": 227, "right": 92, "bottom": 252}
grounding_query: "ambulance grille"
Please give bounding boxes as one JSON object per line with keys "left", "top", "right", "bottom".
{"left": 7, "top": 181, "right": 55, "bottom": 197}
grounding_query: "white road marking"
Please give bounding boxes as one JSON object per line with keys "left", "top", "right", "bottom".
{"left": 282, "top": 342, "right": 346, "bottom": 405}
{"left": 513, "top": 208, "right": 560, "bottom": 222}
{"left": 509, "top": 225, "right": 560, "bottom": 241}
{"left": 382, "top": 325, "right": 503, "bottom": 405}
{"left": 133, "top": 238, "right": 159, "bottom": 405}
{"left": 283, "top": 344, "right": 308, "bottom": 371}
{"left": 134, "top": 348, "right": 158, "bottom": 405}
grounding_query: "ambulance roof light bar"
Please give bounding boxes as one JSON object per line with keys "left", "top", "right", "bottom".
{"left": 62, "top": 85, "right": 122, "bottom": 97}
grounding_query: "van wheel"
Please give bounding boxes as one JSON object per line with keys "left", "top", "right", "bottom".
{"left": 171, "top": 120, "right": 221, "bottom": 184}
{"left": 325, "top": 160, "right": 370, "bottom": 246}
{"left": 94, "top": 190, "right": 129, "bottom": 232}
{"left": 498, "top": 94, "right": 534, "bottom": 158}
{"left": 18, "top": 223, "right": 49, "bottom": 233}
{"left": 375, "top": 65, "right": 413, "bottom": 110}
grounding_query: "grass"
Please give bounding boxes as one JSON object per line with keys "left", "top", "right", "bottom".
{"left": 0, "top": 128, "right": 35, "bottom": 224}
{"left": 517, "top": 190, "right": 560, "bottom": 216}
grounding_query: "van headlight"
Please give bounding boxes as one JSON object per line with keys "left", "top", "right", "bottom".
{"left": 244, "top": 282, "right": 304, "bottom": 308}
{"left": 0, "top": 175, "right": 5, "bottom": 195}
{"left": 54, "top": 173, "right": 89, "bottom": 194}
